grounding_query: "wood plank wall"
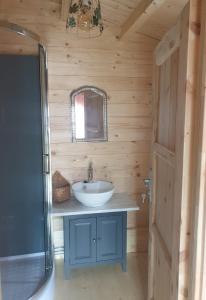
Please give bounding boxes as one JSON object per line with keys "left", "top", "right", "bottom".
{"left": 0, "top": 0, "right": 157, "bottom": 253}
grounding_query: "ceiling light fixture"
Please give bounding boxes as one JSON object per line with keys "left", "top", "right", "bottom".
{"left": 66, "top": 0, "right": 104, "bottom": 38}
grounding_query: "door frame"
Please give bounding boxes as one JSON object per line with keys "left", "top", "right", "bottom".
{"left": 188, "top": 0, "right": 206, "bottom": 299}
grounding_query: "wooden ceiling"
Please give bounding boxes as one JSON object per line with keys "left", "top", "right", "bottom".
{"left": 0, "top": 0, "right": 189, "bottom": 41}
{"left": 61, "top": 0, "right": 189, "bottom": 40}
{"left": 125, "top": 0, "right": 189, "bottom": 40}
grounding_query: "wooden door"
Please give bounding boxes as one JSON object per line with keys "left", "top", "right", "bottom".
{"left": 97, "top": 214, "right": 123, "bottom": 261}
{"left": 148, "top": 2, "right": 199, "bottom": 300}
{"left": 69, "top": 217, "right": 97, "bottom": 265}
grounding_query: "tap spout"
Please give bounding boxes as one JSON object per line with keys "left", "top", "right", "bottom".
{"left": 88, "top": 161, "right": 93, "bottom": 182}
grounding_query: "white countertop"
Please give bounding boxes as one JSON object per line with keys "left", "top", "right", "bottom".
{"left": 52, "top": 193, "right": 140, "bottom": 217}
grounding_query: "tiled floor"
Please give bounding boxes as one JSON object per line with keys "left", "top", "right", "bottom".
{"left": 54, "top": 253, "right": 148, "bottom": 300}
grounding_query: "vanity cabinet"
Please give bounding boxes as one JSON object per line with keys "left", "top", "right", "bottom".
{"left": 63, "top": 212, "right": 127, "bottom": 278}
{"left": 69, "top": 217, "right": 96, "bottom": 265}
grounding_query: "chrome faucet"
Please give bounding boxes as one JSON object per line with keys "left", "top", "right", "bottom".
{"left": 88, "top": 161, "right": 94, "bottom": 182}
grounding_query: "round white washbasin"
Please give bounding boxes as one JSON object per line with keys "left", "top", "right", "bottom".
{"left": 72, "top": 181, "right": 115, "bottom": 207}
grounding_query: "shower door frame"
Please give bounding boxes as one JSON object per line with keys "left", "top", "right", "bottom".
{"left": 39, "top": 44, "right": 53, "bottom": 278}
{"left": 0, "top": 21, "right": 54, "bottom": 297}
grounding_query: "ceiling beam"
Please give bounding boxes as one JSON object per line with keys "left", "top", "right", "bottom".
{"left": 61, "top": 0, "right": 70, "bottom": 21}
{"left": 117, "top": 0, "right": 166, "bottom": 40}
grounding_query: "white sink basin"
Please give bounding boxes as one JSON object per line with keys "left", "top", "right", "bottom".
{"left": 72, "top": 181, "right": 114, "bottom": 207}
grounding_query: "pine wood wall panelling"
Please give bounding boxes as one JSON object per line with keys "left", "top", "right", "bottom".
{"left": 48, "top": 61, "right": 152, "bottom": 77}
{"left": 46, "top": 29, "right": 154, "bottom": 252}
{"left": 0, "top": 0, "right": 158, "bottom": 253}
{"left": 47, "top": 47, "right": 154, "bottom": 64}
{"left": 0, "top": 28, "right": 39, "bottom": 55}
{"left": 48, "top": 75, "right": 152, "bottom": 91}
{"left": 51, "top": 141, "right": 151, "bottom": 156}
{"left": 48, "top": 89, "right": 152, "bottom": 104}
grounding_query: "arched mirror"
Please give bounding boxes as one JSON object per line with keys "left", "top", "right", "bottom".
{"left": 71, "top": 86, "right": 108, "bottom": 142}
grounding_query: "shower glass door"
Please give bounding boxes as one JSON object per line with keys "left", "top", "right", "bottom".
{"left": 0, "top": 27, "right": 52, "bottom": 300}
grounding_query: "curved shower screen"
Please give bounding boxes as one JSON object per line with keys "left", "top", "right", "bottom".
{"left": 0, "top": 24, "right": 53, "bottom": 300}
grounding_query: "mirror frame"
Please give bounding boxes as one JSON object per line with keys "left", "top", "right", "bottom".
{"left": 71, "top": 86, "right": 108, "bottom": 143}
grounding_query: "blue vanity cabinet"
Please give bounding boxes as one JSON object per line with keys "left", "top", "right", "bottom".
{"left": 63, "top": 212, "right": 127, "bottom": 279}
{"left": 96, "top": 215, "right": 123, "bottom": 261}
{"left": 70, "top": 217, "right": 97, "bottom": 265}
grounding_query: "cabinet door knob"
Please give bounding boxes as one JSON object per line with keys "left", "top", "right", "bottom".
{"left": 93, "top": 238, "right": 96, "bottom": 243}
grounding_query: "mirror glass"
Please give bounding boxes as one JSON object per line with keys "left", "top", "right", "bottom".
{"left": 71, "top": 86, "right": 108, "bottom": 142}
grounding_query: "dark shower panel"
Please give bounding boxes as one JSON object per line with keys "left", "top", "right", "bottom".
{"left": 0, "top": 55, "right": 45, "bottom": 257}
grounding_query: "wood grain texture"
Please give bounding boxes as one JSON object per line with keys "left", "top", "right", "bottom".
{"left": 127, "top": 0, "right": 188, "bottom": 40}
{"left": 157, "top": 49, "right": 178, "bottom": 152}
{"left": 170, "top": 3, "right": 200, "bottom": 299}
{"left": 0, "top": 0, "right": 188, "bottom": 41}
{"left": 0, "top": 0, "right": 157, "bottom": 254}
{"left": 46, "top": 21, "right": 153, "bottom": 254}
{"left": 117, "top": 0, "right": 154, "bottom": 39}
{"left": 188, "top": 1, "right": 206, "bottom": 299}
{"left": 149, "top": 2, "right": 201, "bottom": 300}
{"left": 155, "top": 19, "right": 181, "bottom": 66}
{"left": 61, "top": 0, "right": 70, "bottom": 21}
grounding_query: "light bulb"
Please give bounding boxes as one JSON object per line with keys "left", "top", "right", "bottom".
{"left": 78, "top": 11, "right": 91, "bottom": 31}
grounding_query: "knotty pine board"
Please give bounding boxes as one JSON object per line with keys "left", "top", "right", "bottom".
{"left": 0, "top": 0, "right": 158, "bottom": 252}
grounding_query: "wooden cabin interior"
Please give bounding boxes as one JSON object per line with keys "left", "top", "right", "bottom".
{"left": 0, "top": 0, "right": 206, "bottom": 300}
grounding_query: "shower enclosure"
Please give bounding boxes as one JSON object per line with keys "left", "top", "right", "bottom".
{"left": 0, "top": 22, "right": 53, "bottom": 300}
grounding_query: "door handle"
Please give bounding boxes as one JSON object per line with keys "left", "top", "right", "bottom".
{"left": 92, "top": 238, "right": 96, "bottom": 244}
{"left": 43, "top": 154, "right": 50, "bottom": 174}
{"left": 141, "top": 193, "right": 147, "bottom": 204}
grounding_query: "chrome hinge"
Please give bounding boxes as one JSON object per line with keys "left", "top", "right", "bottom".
{"left": 143, "top": 178, "right": 152, "bottom": 203}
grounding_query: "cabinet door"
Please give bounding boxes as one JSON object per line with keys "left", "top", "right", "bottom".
{"left": 97, "top": 215, "right": 123, "bottom": 261}
{"left": 69, "top": 218, "right": 96, "bottom": 265}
